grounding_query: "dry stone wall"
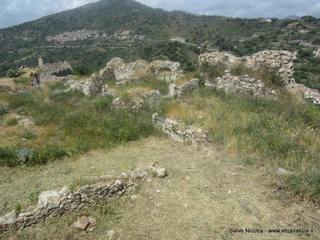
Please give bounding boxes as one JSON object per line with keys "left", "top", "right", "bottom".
{"left": 0, "top": 166, "right": 166, "bottom": 234}
{"left": 212, "top": 73, "right": 278, "bottom": 99}
{"left": 152, "top": 113, "right": 211, "bottom": 147}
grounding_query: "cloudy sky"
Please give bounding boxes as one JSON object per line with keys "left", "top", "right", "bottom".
{"left": 0, "top": 0, "right": 319, "bottom": 28}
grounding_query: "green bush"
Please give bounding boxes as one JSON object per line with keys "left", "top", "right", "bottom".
{"left": 6, "top": 118, "right": 18, "bottom": 126}
{"left": 7, "top": 69, "right": 22, "bottom": 78}
{"left": 8, "top": 91, "right": 36, "bottom": 109}
{"left": 22, "top": 130, "right": 38, "bottom": 140}
{"left": 0, "top": 148, "right": 16, "bottom": 166}
{"left": 13, "top": 76, "right": 31, "bottom": 85}
{"left": 95, "top": 96, "right": 113, "bottom": 112}
{"left": 299, "top": 48, "right": 313, "bottom": 58}
{"left": 200, "top": 62, "right": 226, "bottom": 80}
{"left": 0, "top": 105, "right": 8, "bottom": 116}
{"left": 16, "top": 148, "right": 35, "bottom": 165}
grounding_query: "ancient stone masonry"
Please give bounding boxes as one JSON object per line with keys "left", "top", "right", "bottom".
{"left": 100, "top": 58, "right": 184, "bottom": 83}
{"left": 313, "top": 49, "right": 320, "bottom": 58}
{"left": 149, "top": 60, "right": 183, "bottom": 82}
{"left": 0, "top": 166, "right": 167, "bottom": 234}
{"left": 152, "top": 113, "right": 211, "bottom": 147}
{"left": 245, "top": 50, "right": 297, "bottom": 85}
{"left": 169, "top": 78, "right": 200, "bottom": 98}
{"left": 111, "top": 89, "right": 162, "bottom": 112}
{"left": 198, "top": 51, "right": 242, "bottom": 68}
{"left": 198, "top": 50, "right": 297, "bottom": 85}
{"left": 66, "top": 74, "right": 103, "bottom": 97}
{"left": 38, "top": 60, "right": 73, "bottom": 85}
{"left": 211, "top": 73, "right": 278, "bottom": 99}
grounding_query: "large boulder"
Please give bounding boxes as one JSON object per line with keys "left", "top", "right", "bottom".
{"left": 37, "top": 187, "right": 70, "bottom": 210}
{"left": 0, "top": 210, "right": 16, "bottom": 225}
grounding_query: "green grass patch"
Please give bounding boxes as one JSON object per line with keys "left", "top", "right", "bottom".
{"left": 0, "top": 87, "right": 156, "bottom": 167}
{"left": 160, "top": 87, "right": 320, "bottom": 201}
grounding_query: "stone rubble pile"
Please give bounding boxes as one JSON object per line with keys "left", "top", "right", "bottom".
{"left": 0, "top": 166, "right": 167, "bottom": 234}
{"left": 152, "top": 113, "right": 211, "bottom": 147}
{"left": 100, "top": 58, "right": 184, "bottom": 83}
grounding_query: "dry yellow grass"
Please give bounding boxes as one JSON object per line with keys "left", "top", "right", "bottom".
{"left": 1, "top": 137, "right": 318, "bottom": 240}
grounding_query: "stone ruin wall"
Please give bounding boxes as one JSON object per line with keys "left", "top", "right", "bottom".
{"left": 0, "top": 166, "right": 167, "bottom": 234}
{"left": 99, "top": 57, "right": 184, "bottom": 83}
{"left": 152, "top": 113, "right": 211, "bottom": 147}
{"left": 198, "top": 50, "right": 297, "bottom": 85}
{"left": 214, "top": 73, "right": 278, "bottom": 100}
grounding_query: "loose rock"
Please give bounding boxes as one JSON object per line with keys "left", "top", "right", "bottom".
{"left": 71, "top": 216, "right": 92, "bottom": 231}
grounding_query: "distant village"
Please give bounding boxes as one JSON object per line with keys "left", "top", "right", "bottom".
{"left": 45, "top": 29, "right": 190, "bottom": 45}
{"left": 46, "top": 29, "right": 146, "bottom": 44}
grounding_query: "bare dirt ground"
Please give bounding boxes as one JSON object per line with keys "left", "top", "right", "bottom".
{"left": 1, "top": 137, "right": 319, "bottom": 239}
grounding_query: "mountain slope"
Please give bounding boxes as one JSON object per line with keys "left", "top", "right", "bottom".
{"left": 0, "top": 0, "right": 320, "bottom": 88}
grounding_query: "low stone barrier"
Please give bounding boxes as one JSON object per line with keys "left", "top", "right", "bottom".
{"left": 0, "top": 166, "right": 167, "bottom": 234}
{"left": 152, "top": 113, "right": 211, "bottom": 147}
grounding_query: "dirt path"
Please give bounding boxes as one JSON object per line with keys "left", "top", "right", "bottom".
{"left": 1, "top": 138, "right": 319, "bottom": 239}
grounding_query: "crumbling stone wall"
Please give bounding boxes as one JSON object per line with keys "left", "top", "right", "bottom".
{"left": 210, "top": 73, "right": 278, "bottom": 99}
{"left": 0, "top": 166, "right": 166, "bottom": 234}
{"left": 198, "top": 51, "right": 242, "bottom": 68}
{"left": 152, "top": 113, "right": 211, "bottom": 147}
{"left": 37, "top": 61, "right": 73, "bottom": 85}
{"left": 66, "top": 74, "right": 103, "bottom": 97}
{"left": 198, "top": 50, "right": 297, "bottom": 85}
{"left": 100, "top": 58, "right": 184, "bottom": 83}
{"left": 168, "top": 78, "right": 200, "bottom": 98}
{"left": 245, "top": 50, "right": 297, "bottom": 85}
